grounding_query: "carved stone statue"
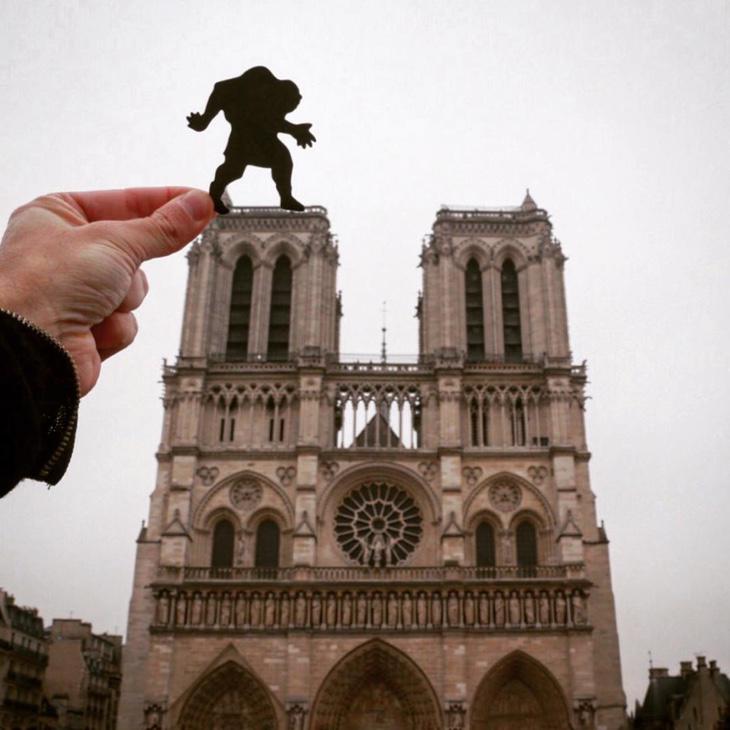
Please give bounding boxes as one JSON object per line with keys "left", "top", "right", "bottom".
{"left": 417, "top": 592, "right": 428, "bottom": 627}
{"left": 371, "top": 592, "right": 383, "bottom": 627}
{"left": 402, "top": 592, "right": 413, "bottom": 628}
{"left": 538, "top": 591, "right": 551, "bottom": 626}
{"left": 387, "top": 592, "right": 399, "bottom": 627}
{"left": 295, "top": 592, "right": 307, "bottom": 628}
{"left": 508, "top": 591, "right": 521, "bottom": 626}
{"left": 280, "top": 593, "right": 290, "bottom": 628}
{"left": 206, "top": 594, "right": 217, "bottom": 626}
{"left": 494, "top": 592, "right": 505, "bottom": 626}
{"left": 464, "top": 592, "right": 475, "bottom": 626}
{"left": 220, "top": 593, "right": 232, "bottom": 627}
{"left": 524, "top": 592, "right": 535, "bottom": 625}
{"left": 235, "top": 592, "right": 247, "bottom": 626}
{"left": 235, "top": 532, "right": 247, "bottom": 566}
{"left": 555, "top": 592, "right": 567, "bottom": 625}
{"left": 191, "top": 593, "right": 203, "bottom": 626}
{"left": 447, "top": 592, "right": 460, "bottom": 627}
{"left": 311, "top": 593, "right": 322, "bottom": 627}
{"left": 250, "top": 593, "right": 262, "bottom": 627}
{"left": 371, "top": 533, "right": 387, "bottom": 567}
{"left": 479, "top": 592, "right": 490, "bottom": 626}
{"left": 265, "top": 592, "right": 276, "bottom": 627}
{"left": 175, "top": 592, "right": 187, "bottom": 626}
{"left": 446, "top": 702, "right": 466, "bottom": 729}
{"left": 341, "top": 593, "right": 352, "bottom": 627}
{"left": 571, "top": 591, "right": 586, "bottom": 625}
{"left": 357, "top": 592, "right": 368, "bottom": 627}
{"left": 326, "top": 593, "right": 337, "bottom": 627}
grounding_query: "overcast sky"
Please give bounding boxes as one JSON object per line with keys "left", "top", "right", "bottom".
{"left": 1, "top": 0, "right": 728, "bottom": 708}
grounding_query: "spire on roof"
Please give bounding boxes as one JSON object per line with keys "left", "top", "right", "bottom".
{"left": 521, "top": 189, "right": 537, "bottom": 211}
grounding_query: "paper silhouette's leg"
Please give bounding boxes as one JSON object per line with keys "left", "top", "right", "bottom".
{"left": 210, "top": 160, "right": 246, "bottom": 214}
{"left": 270, "top": 141, "right": 304, "bottom": 212}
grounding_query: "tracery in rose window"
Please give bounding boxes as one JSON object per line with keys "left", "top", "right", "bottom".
{"left": 334, "top": 482, "right": 423, "bottom": 567}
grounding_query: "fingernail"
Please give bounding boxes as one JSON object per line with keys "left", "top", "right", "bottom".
{"left": 179, "top": 190, "right": 212, "bottom": 222}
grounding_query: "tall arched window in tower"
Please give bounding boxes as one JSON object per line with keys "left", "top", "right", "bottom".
{"left": 226, "top": 256, "right": 253, "bottom": 360}
{"left": 511, "top": 398, "right": 526, "bottom": 446}
{"left": 516, "top": 521, "right": 538, "bottom": 574}
{"left": 267, "top": 255, "right": 293, "bottom": 361}
{"left": 254, "top": 520, "right": 280, "bottom": 568}
{"left": 501, "top": 259, "right": 523, "bottom": 362}
{"left": 211, "top": 519, "right": 235, "bottom": 569}
{"left": 476, "top": 521, "right": 496, "bottom": 567}
{"left": 465, "top": 258, "right": 485, "bottom": 361}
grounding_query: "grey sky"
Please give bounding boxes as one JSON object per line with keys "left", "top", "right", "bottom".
{"left": 1, "top": 0, "right": 728, "bottom": 707}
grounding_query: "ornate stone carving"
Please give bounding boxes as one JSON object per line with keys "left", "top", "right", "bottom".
{"left": 445, "top": 702, "right": 466, "bottom": 729}
{"left": 143, "top": 701, "right": 165, "bottom": 730}
{"left": 462, "top": 466, "right": 483, "bottom": 487}
{"left": 230, "top": 478, "right": 262, "bottom": 511}
{"left": 196, "top": 465, "right": 219, "bottom": 486}
{"left": 276, "top": 465, "right": 296, "bottom": 486}
{"left": 287, "top": 703, "right": 307, "bottom": 730}
{"left": 527, "top": 465, "right": 548, "bottom": 485}
{"left": 152, "top": 584, "right": 590, "bottom": 633}
{"left": 319, "top": 460, "right": 339, "bottom": 481}
{"left": 334, "top": 482, "right": 423, "bottom": 567}
{"left": 418, "top": 461, "right": 438, "bottom": 482}
{"left": 574, "top": 697, "right": 596, "bottom": 728}
{"left": 488, "top": 481, "right": 522, "bottom": 512}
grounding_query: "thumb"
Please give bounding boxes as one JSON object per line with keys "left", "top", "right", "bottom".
{"left": 112, "top": 189, "right": 215, "bottom": 263}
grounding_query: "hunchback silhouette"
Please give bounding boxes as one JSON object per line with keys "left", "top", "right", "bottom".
{"left": 187, "top": 66, "right": 316, "bottom": 214}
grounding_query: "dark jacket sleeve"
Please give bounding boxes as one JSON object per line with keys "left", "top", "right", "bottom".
{"left": 0, "top": 309, "right": 79, "bottom": 498}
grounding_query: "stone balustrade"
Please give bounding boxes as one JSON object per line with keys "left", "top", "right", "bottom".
{"left": 156, "top": 563, "right": 585, "bottom": 584}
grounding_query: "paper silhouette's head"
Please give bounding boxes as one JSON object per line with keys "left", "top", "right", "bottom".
{"left": 279, "top": 80, "right": 302, "bottom": 113}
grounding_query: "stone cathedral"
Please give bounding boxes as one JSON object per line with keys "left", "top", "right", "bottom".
{"left": 118, "top": 194, "right": 626, "bottom": 730}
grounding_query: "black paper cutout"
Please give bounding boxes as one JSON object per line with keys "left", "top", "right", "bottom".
{"left": 188, "top": 66, "right": 316, "bottom": 214}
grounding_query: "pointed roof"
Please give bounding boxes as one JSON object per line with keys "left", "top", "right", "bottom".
{"left": 354, "top": 413, "right": 402, "bottom": 448}
{"left": 521, "top": 189, "right": 537, "bottom": 211}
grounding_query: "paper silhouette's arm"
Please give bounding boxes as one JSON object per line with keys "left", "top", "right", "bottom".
{"left": 187, "top": 83, "right": 316, "bottom": 147}
{"left": 186, "top": 84, "right": 225, "bottom": 132}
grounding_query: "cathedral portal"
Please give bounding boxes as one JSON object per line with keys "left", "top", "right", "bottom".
{"left": 310, "top": 640, "right": 442, "bottom": 730}
{"left": 470, "top": 651, "right": 571, "bottom": 730}
{"left": 176, "top": 661, "right": 278, "bottom": 730}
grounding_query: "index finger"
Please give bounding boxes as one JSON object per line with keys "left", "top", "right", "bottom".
{"left": 68, "top": 187, "right": 195, "bottom": 222}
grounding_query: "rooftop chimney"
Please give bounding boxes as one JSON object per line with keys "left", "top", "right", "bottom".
{"left": 709, "top": 660, "right": 717, "bottom": 674}
{"left": 680, "top": 661, "right": 694, "bottom": 677}
{"left": 697, "top": 656, "right": 707, "bottom": 669}
{"left": 650, "top": 667, "right": 669, "bottom": 680}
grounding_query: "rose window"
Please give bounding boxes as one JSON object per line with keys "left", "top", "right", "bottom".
{"left": 334, "top": 482, "right": 423, "bottom": 567}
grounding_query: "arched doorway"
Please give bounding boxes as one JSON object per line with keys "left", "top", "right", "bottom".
{"left": 310, "top": 640, "right": 442, "bottom": 730}
{"left": 470, "top": 651, "right": 571, "bottom": 730}
{"left": 177, "top": 660, "right": 277, "bottom": 730}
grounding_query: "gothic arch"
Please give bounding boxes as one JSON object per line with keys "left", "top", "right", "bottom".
{"left": 453, "top": 238, "right": 492, "bottom": 270}
{"left": 470, "top": 650, "right": 571, "bottom": 729}
{"left": 221, "top": 235, "right": 265, "bottom": 268}
{"left": 463, "top": 472, "right": 556, "bottom": 531}
{"left": 493, "top": 239, "right": 529, "bottom": 270}
{"left": 192, "top": 469, "right": 295, "bottom": 532}
{"left": 175, "top": 658, "right": 279, "bottom": 730}
{"left": 261, "top": 233, "right": 307, "bottom": 269}
{"left": 309, "top": 639, "right": 442, "bottom": 730}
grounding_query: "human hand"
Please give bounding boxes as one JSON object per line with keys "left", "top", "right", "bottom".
{"left": 293, "top": 123, "right": 316, "bottom": 148}
{"left": 0, "top": 187, "right": 214, "bottom": 396}
{"left": 186, "top": 112, "right": 207, "bottom": 132}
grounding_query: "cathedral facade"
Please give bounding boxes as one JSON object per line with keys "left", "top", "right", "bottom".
{"left": 118, "top": 195, "right": 626, "bottom": 729}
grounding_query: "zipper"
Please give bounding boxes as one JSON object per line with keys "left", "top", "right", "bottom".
{"left": 0, "top": 308, "right": 80, "bottom": 480}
